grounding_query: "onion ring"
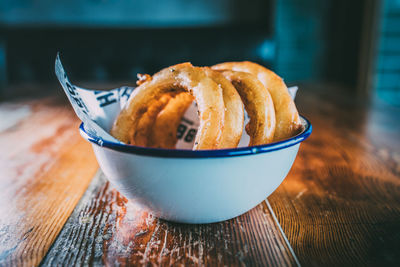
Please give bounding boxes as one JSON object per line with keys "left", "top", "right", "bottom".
{"left": 149, "top": 92, "right": 194, "bottom": 149}
{"left": 203, "top": 68, "right": 244, "bottom": 148}
{"left": 212, "top": 61, "right": 302, "bottom": 141}
{"left": 218, "top": 70, "right": 276, "bottom": 146}
{"left": 147, "top": 68, "right": 244, "bottom": 149}
{"left": 111, "top": 63, "right": 225, "bottom": 150}
{"left": 132, "top": 94, "right": 172, "bottom": 147}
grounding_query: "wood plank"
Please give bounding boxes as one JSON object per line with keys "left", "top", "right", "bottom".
{"left": 42, "top": 172, "right": 299, "bottom": 266}
{"left": 0, "top": 96, "right": 98, "bottom": 266}
{"left": 5, "top": 83, "right": 399, "bottom": 266}
{"left": 268, "top": 85, "right": 400, "bottom": 266}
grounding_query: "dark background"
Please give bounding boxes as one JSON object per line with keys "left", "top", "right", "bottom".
{"left": 0, "top": 0, "right": 399, "bottom": 104}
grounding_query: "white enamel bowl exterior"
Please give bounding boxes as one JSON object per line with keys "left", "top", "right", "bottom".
{"left": 80, "top": 117, "right": 311, "bottom": 224}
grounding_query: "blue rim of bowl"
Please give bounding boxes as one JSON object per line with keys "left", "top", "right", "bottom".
{"left": 79, "top": 115, "right": 312, "bottom": 158}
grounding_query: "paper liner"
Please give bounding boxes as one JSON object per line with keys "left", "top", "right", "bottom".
{"left": 55, "top": 54, "right": 298, "bottom": 149}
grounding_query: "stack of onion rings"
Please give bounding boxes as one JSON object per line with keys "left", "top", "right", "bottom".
{"left": 212, "top": 61, "right": 302, "bottom": 141}
{"left": 111, "top": 61, "right": 302, "bottom": 150}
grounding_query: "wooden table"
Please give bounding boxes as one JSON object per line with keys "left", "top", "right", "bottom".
{"left": 1, "top": 84, "right": 399, "bottom": 266}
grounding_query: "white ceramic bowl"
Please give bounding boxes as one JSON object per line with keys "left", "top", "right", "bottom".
{"left": 80, "top": 116, "right": 312, "bottom": 224}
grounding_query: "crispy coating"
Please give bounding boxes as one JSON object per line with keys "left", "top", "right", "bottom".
{"left": 219, "top": 70, "right": 276, "bottom": 146}
{"left": 203, "top": 68, "right": 244, "bottom": 148}
{"left": 148, "top": 68, "right": 244, "bottom": 149}
{"left": 149, "top": 93, "right": 194, "bottom": 149}
{"left": 133, "top": 94, "right": 172, "bottom": 147}
{"left": 136, "top": 73, "right": 152, "bottom": 85}
{"left": 212, "top": 61, "right": 302, "bottom": 141}
{"left": 111, "top": 63, "right": 225, "bottom": 150}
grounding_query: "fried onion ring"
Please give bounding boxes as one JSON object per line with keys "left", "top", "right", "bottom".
{"left": 218, "top": 70, "right": 276, "bottom": 146}
{"left": 147, "top": 68, "right": 244, "bottom": 149}
{"left": 212, "top": 61, "right": 302, "bottom": 141}
{"left": 132, "top": 93, "right": 172, "bottom": 147}
{"left": 203, "top": 68, "right": 244, "bottom": 148}
{"left": 149, "top": 92, "right": 194, "bottom": 149}
{"left": 111, "top": 63, "right": 225, "bottom": 150}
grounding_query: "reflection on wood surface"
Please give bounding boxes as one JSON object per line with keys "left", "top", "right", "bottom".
{"left": 42, "top": 173, "right": 298, "bottom": 266}
{"left": 269, "top": 85, "right": 400, "bottom": 266}
{"left": 0, "top": 84, "right": 399, "bottom": 266}
{"left": 0, "top": 97, "right": 98, "bottom": 266}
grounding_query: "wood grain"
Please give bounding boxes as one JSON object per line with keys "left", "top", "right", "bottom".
{"left": 268, "top": 85, "right": 400, "bottom": 266}
{"left": 3, "top": 83, "right": 400, "bottom": 266}
{"left": 42, "top": 172, "right": 299, "bottom": 266}
{"left": 0, "top": 96, "right": 98, "bottom": 266}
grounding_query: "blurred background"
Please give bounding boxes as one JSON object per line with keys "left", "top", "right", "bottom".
{"left": 0, "top": 0, "right": 399, "bottom": 104}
